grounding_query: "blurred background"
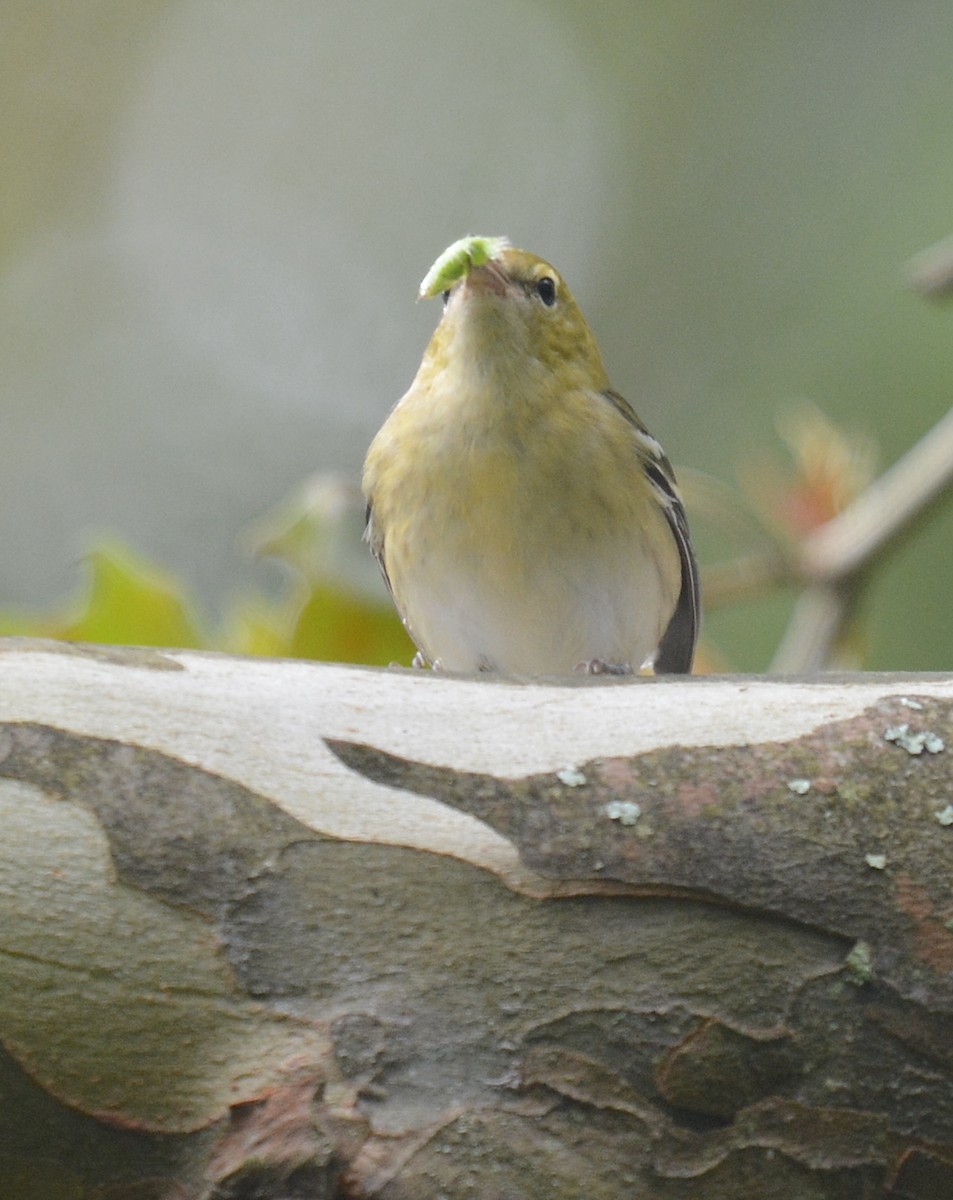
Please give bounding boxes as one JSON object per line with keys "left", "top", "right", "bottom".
{"left": 2, "top": 0, "right": 952, "bottom": 670}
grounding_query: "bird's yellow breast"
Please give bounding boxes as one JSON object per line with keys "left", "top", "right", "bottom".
{"left": 363, "top": 370, "right": 680, "bottom": 673}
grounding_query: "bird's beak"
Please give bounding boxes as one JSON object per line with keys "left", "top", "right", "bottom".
{"left": 464, "top": 260, "right": 508, "bottom": 298}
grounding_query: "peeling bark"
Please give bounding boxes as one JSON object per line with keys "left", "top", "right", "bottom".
{"left": 0, "top": 638, "right": 951, "bottom": 1199}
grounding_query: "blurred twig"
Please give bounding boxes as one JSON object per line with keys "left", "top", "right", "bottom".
{"left": 770, "top": 584, "right": 847, "bottom": 674}
{"left": 799, "top": 401, "right": 953, "bottom": 581}
{"left": 696, "top": 235, "right": 953, "bottom": 672}
{"left": 701, "top": 553, "right": 788, "bottom": 609}
{"left": 908, "top": 233, "right": 953, "bottom": 300}
{"left": 771, "top": 401, "right": 953, "bottom": 671}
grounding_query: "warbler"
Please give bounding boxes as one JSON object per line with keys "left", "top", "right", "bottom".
{"left": 362, "top": 235, "right": 699, "bottom": 676}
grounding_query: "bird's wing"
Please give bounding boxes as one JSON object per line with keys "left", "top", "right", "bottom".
{"left": 364, "top": 502, "right": 395, "bottom": 598}
{"left": 602, "top": 390, "right": 700, "bottom": 674}
{"left": 365, "top": 502, "right": 432, "bottom": 666}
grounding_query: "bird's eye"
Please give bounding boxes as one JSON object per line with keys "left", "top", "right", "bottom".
{"left": 441, "top": 290, "right": 451, "bottom": 307}
{"left": 535, "top": 276, "right": 557, "bottom": 307}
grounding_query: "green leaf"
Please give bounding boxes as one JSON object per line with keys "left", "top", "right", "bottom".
{"left": 288, "top": 583, "right": 415, "bottom": 666}
{"left": 0, "top": 539, "right": 204, "bottom": 649}
{"left": 56, "top": 540, "right": 204, "bottom": 649}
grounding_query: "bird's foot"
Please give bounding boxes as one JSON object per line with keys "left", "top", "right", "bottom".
{"left": 411, "top": 651, "right": 447, "bottom": 671}
{"left": 577, "top": 659, "right": 633, "bottom": 676}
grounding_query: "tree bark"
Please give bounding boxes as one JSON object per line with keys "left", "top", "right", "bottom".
{"left": 0, "top": 637, "right": 951, "bottom": 1198}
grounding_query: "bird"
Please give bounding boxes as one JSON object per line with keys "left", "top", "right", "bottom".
{"left": 362, "top": 235, "right": 699, "bottom": 676}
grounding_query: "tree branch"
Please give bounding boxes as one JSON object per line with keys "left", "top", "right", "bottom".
{"left": 1, "top": 639, "right": 952, "bottom": 1197}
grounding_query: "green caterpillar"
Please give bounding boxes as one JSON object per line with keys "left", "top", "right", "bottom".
{"left": 418, "top": 235, "right": 511, "bottom": 299}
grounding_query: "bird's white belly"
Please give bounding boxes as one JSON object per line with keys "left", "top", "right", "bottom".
{"left": 395, "top": 519, "right": 676, "bottom": 675}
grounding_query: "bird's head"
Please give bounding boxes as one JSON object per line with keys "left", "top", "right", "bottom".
{"left": 416, "top": 236, "right": 609, "bottom": 393}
